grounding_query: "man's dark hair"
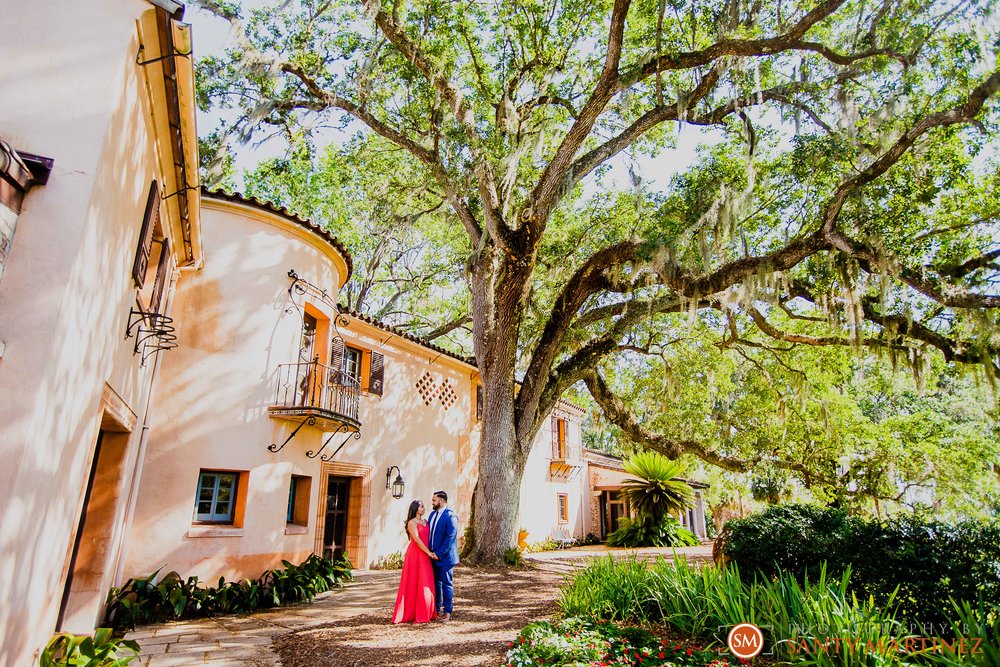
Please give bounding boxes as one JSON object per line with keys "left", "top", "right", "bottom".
{"left": 433, "top": 490, "right": 448, "bottom": 503}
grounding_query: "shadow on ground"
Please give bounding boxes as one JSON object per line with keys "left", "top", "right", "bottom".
{"left": 274, "top": 567, "right": 563, "bottom": 667}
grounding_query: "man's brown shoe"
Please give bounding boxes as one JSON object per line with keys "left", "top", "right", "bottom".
{"left": 441, "top": 613, "right": 452, "bottom": 622}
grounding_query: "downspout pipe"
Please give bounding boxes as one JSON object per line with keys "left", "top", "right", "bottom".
{"left": 147, "top": 0, "right": 184, "bottom": 20}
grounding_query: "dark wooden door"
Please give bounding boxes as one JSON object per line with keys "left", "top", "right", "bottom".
{"left": 323, "top": 476, "right": 350, "bottom": 560}
{"left": 607, "top": 491, "right": 628, "bottom": 535}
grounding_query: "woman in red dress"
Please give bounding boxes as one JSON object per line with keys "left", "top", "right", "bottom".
{"left": 391, "top": 499, "right": 438, "bottom": 624}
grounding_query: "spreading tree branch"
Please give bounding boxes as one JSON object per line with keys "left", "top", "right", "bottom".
{"left": 366, "top": 1, "right": 513, "bottom": 252}
{"left": 582, "top": 370, "right": 841, "bottom": 487}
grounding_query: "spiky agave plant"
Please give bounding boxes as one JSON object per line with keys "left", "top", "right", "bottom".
{"left": 621, "top": 451, "right": 695, "bottom": 518}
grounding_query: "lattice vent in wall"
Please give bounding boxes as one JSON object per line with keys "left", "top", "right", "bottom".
{"left": 416, "top": 371, "right": 440, "bottom": 405}
{"left": 438, "top": 382, "right": 457, "bottom": 410}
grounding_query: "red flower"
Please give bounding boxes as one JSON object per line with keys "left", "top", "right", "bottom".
{"left": 657, "top": 653, "right": 664, "bottom": 659}
{"left": 686, "top": 648, "right": 692, "bottom": 656}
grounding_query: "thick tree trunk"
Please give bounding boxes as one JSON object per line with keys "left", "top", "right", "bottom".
{"left": 464, "top": 247, "right": 533, "bottom": 565}
{"left": 468, "top": 378, "right": 524, "bottom": 564}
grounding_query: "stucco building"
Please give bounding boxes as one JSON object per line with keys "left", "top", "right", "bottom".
{"left": 0, "top": 1, "right": 198, "bottom": 663}
{"left": 0, "top": 3, "right": 706, "bottom": 663}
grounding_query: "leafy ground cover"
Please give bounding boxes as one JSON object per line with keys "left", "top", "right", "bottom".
{"left": 105, "top": 554, "right": 352, "bottom": 630}
{"left": 552, "top": 555, "right": 1000, "bottom": 667}
{"left": 40, "top": 628, "right": 140, "bottom": 667}
{"left": 504, "top": 617, "right": 734, "bottom": 667}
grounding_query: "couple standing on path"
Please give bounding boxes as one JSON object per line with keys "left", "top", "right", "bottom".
{"left": 391, "top": 490, "right": 459, "bottom": 624}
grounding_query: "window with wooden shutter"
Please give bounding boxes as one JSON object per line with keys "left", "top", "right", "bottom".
{"left": 369, "top": 351, "right": 384, "bottom": 396}
{"left": 149, "top": 236, "right": 171, "bottom": 314}
{"left": 558, "top": 418, "right": 567, "bottom": 458}
{"left": 551, "top": 417, "right": 562, "bottom": 459}
{"left": 557, "top": 493, "right": 569, "bottom": 523}
{"left": 475, "top": 385, "right": 483, "bottom": 421}
{"left": 329, "top": 336, "right": 345, "bottom": 375}
{"left": 132, "top": 182, "right": 160, "bottom": 287}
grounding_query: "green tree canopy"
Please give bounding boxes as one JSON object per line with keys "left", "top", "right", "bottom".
{"left": 193, "top": 0, "right": 1000, "bottom": 561}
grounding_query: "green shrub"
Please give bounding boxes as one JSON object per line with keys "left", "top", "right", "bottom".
{"left": 724, "top": 504, "right": 1000, "bottom": 627}
{"left": 723, "top": 503, "right": 860, "bottom": 577}
{"left": 40, "top": 628, "right": 140, "bottom": 666}
{"left": 607, "top": 514, "right": 698, "bottom": 548}
{"left": 503, "top": 616, "right": 726, "bottom": 667}
{"left": 105, "top": 554, "right": 352, "bottom": 630}
{"left": 503, "top": 548, "right": 525, "bottom": 568}
{"left": 524, "top": 537, "right": 562, "bottom": 552}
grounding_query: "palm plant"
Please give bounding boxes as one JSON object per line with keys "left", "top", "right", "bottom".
{"left": 621, "top": 451, "right": 694, "bottom": 518}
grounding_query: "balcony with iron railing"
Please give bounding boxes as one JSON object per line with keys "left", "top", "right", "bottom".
{"left": 268, "top": 357, "right": 361, "bottom": 431}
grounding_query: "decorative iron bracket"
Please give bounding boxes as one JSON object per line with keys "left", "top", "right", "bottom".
{"left": 306, "top": 423, "right": 361, "bottom": 461}
{"left": 285, "top": 269, "right": 353, "bottom": 338}
{"left": 162, "top": 182, "right": 201, "bottom": 200}
{"left": 269, "top": 416, "right": 317, "bottom": 453}
{"left": 125, "top": 308, "right": 178, "bottom": 366}
{"left": 135, "top": 46, "right": 192, "bottom": 67}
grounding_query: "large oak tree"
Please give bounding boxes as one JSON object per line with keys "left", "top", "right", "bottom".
{"left": 195, "top": 0, "right": 1000, "bottom": 563}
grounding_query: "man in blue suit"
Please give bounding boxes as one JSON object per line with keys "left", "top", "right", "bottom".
{"left": 427, "top": 490, "right": 459, "bottom": 621}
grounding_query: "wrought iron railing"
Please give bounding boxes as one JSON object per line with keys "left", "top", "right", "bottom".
{"left": 272, "top": 357, "right": 361, "bottom": 425}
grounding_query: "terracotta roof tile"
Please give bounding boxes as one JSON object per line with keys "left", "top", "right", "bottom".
{"left": 202, "top": 186, "right": 354, "bottom": 281}
{"left": 339, "top": 306, "right": 476, "bottom": 368}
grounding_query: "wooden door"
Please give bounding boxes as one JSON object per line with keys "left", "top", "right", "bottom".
{"left": 322, "top": 476, "right": 350, "bottom": 560}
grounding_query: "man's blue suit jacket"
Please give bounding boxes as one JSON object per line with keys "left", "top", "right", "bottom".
{"left": 427, "top": 507, "right": 460, "bottom": 569}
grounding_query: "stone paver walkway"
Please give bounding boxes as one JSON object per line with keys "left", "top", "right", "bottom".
{"left": 125, "top": 543, "right": 714, "bottom": 666}
{"left": 126, "top": 570, "right": 399, "bottom": 666}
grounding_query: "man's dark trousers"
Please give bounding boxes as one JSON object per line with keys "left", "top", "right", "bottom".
{"left": 427, "top": 506, "right": 459, "bottom": 614}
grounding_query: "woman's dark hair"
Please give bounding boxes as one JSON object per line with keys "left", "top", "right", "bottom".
{"left": 404, "top": 500, "right": 422, "bottom": 538}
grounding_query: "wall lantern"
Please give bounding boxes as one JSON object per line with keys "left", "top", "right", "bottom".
{"left": 385, "top": 466, "right": 405, "bottom": 499}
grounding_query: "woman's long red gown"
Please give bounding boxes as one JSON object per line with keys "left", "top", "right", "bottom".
{"left": 391, "top": 522, "right": 437, "bottom": 624}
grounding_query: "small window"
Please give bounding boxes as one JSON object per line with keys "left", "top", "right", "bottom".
{"left": 194, "top": 471, "right": 238, "bottom": 523}
{"left": 343, "top": 346, "right": 362, "bottom": 382}
{"left": 552, "top": 416, "right": 567, "bottom": 459}
{"left": 287, "top": 475, "right": 312, "bottom": 526}
{"left": 557, "top": 493, "right": 569, "bottom": 523}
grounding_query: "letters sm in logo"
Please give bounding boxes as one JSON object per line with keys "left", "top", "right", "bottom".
{"left": 728, "top": 623, "right": 765, "bottom": 659}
